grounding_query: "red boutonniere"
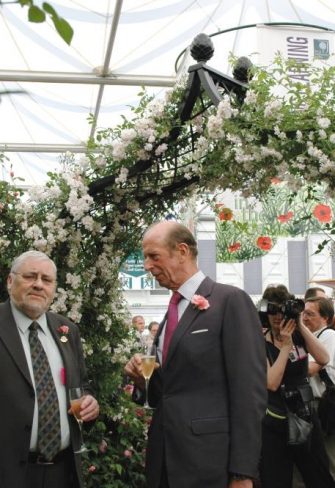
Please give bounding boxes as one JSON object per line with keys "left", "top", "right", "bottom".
{"left": 191, "top": 294, "right": 210, "bottom": 311}
{"left": 60, "top": 367, "right": 66, "bottom": 385}
{"left": 58, "top": 325, "right": 69, "bottom": 343}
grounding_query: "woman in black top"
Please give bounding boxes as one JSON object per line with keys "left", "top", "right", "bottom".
{"left": 259, "top": 285, "right": 334, "bottom": 488}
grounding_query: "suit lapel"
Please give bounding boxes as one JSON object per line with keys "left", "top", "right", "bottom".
{"left": 0, "top": 301, "right": 33, "bottom": 386}
{"left": 46, "top": 313, "right": 74, "bottom": 382}
{"left": 164, "top": 277, "right": 214, "bottom": 365}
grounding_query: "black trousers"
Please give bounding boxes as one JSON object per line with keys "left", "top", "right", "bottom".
{"left": 159, "top": 458, "right": 170, "bottom": 488}
{"left": 260, "top": 411, "right": 335, "bottom": 488}
{"left": 26, "top": 449, "right": 78, "bottom": 488}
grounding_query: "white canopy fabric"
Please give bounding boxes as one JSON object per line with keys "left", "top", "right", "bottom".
{"left": 1, "top": 0, "right": 335, "bottom": 184}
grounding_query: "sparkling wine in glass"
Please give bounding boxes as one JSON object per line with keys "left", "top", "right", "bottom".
{"left": 141, "top": 343, "right": 157, "bottom": 409}
{"left": 69, "top": 387, "right": 87, "bottom": 453}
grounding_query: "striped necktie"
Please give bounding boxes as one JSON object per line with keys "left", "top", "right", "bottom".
{"left": 29, "top": 321, "right": 61, "bottom": 461}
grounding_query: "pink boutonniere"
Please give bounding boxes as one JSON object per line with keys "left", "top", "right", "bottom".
{"left": 58, "top": 324, "right": 69, "bottom": 343}
{"left": 191, "top": 294, "right": 210, "bottom": 311}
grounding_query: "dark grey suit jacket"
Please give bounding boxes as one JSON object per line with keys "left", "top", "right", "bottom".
{"left": 0, "top": 300, "right": 90, "bottom": 488}
{"left": 146, "top": 277, "right": 267, "bottom": 488}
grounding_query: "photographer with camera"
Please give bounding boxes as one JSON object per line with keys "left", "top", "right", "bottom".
{"left": 259, "top": 285, "right": 334, "bottom": 488}
{"left": 303, "top": 296, "right": 335, "bottom": 478}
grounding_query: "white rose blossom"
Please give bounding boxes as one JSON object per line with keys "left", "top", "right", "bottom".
{"left": 317, "top": 117, "right": 331, "bottom": 129}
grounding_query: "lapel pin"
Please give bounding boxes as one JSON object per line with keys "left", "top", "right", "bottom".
{"left": 57, "top": 325, "right": 70, "bottom": 343}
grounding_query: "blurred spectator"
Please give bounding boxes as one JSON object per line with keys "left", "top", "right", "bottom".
{"left": 305, "top": 287, "right": 326, "bottom": 301}
{"left": 132, "top": 315, "right": 145, "bottom": 333}
{"left": 304, "top": 296, "right": 335, "bottom": 478}
{"left": 148, "top": 320, "right": 159, "bottom": 339}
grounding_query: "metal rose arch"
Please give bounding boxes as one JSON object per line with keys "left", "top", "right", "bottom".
{"left": 87, "top": 32, "right": 251, "bottom": 210}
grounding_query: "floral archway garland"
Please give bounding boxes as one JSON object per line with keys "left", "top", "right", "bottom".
{"left": 1, "top": 55, "right": 335, "bottom": 485}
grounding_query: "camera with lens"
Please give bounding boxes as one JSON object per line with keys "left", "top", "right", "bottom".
{"left": 281, "top": 299, "right": 305, "bottom": 319}
{"left": 258, "top": 298, "right": 305, "bottom": 321}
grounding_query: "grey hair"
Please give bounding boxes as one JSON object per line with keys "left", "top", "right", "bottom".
{"left": 10, "top": 251, "right": 57, "bottom": 275}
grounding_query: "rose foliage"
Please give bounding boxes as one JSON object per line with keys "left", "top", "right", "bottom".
{"left": 1, "top": 56, "right": 335, "bottom": 485}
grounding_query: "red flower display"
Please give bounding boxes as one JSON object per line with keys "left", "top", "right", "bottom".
{"left": 228, "top": 242, "right": 241, "bottom": 253}
{"left": 256, "top": 236, "right": 273, "bottom": 251}
{"left": 313, "top": 204, "right": 332, "bottom": 223}
{"left": 277, "top": 211, "right": 293, "bottom": 223}
{"left": 218, "top": 207, "right": 233, "bottom": 221}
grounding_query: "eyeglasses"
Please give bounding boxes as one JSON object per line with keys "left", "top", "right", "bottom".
{"left": 12, "top": 272, "right": 56, "bottom": 286}
{"left": 302, "top": 310, "right": 318, "bottom": 318}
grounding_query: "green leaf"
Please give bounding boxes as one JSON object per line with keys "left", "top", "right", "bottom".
{"left": 28, "top": 5, "right": 46, "bottom": 23}
{"left": 19, "top": 0, "right": 31, "bottom": 6}
{"left": 42, "top": 2, "right": 57, "bottom": 16}
{"left": 114, "top": 464, "right": 123, "bottom": 475}
{"left": 51, "top": 16, "right": 74, "bottom": 45}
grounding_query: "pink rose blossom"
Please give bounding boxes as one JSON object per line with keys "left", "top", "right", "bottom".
{"left": 191, "top": 294, "right": 210, "bottom": 311}
{"left": 88, "top": 465, "right": 96, "bottom": 473}
{"left": 124, "top": 449, "right": 133, "bottom": 458}
{"left": 123, "top": 384, "right": 134, "bottom": 395}
{"left": 99, "top": 439, "right": 108, "bottom": 453}
{"left": 58, "top": 325, "right": 69, "bottom": 334}
{"left": 135, "top": 407, "right": 144, "bottom": 417}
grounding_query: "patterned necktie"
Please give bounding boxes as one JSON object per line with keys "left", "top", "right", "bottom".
{"left": 29, "top": 321, "right": 61, "bottom": 461}
{"left": 162, "top": 291, "right": 182, "bottom": 363}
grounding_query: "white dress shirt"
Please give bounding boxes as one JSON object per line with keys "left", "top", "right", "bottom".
{"left": 309, "top": 326, "right": 335, "bottom": 398}
{"left": 11, "top": 302, "right": 70, "bottom": 450}
{"left": 157, "top": 270, "right": 206, "bottom": 363}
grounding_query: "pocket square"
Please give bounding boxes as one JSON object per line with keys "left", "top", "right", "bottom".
{"left": 191, "top": 329, "right": 208, "bottom": 334}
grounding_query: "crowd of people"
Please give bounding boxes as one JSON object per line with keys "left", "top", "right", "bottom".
{"left": 3, "top": 221, "right": 335, "bottom": 488}
{"left": 260, "top": 285, "right": 335, "bottom": 488}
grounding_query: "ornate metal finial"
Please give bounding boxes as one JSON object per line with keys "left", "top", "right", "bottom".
{"left": 233, "top": 56, "right": 253, "bottom": 82}
{"left": 190, "top": 33, "right": 214, "bottom": 63}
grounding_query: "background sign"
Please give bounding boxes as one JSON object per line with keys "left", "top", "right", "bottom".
{"left": 120, "top": 250, "right": 146, "bottom": 277}
{"left": 257, "top": 25, "right": 335, "bottom": 68}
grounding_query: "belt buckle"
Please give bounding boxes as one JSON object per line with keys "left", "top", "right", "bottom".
{"left": 36, "top": 455, "right": 54, "bottom": 465}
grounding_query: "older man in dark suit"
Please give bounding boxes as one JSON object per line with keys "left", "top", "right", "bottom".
{"left": 125, "top": 220, "right": 267, "bottom": 488}
{"left": 0, "top": 250, "right": 99, "bottom": 488}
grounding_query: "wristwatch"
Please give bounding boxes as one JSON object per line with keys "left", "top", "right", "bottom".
{"left": 230, "top": 473, "right": 252, "bottom": 481}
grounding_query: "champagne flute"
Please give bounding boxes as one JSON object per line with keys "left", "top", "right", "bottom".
{"left": 141, "top": 343, "right": 157, "bottom": 409}
{"left": 69, "top": 387, "right": 87, "bottom": 453}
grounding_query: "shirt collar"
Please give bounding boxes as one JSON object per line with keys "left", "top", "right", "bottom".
{"left": 178, "top": 270, "right": 206, "bottom": 301}
{"left": 314, "top": 325, "right": 328, "bottom": 336}
{"left": 10, "top": 300, "right": 48, "bottom": 335}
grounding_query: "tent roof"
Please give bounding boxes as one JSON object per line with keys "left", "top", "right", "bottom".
{"left": 1, "top": 0, "right": 335, "bottom": 183}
